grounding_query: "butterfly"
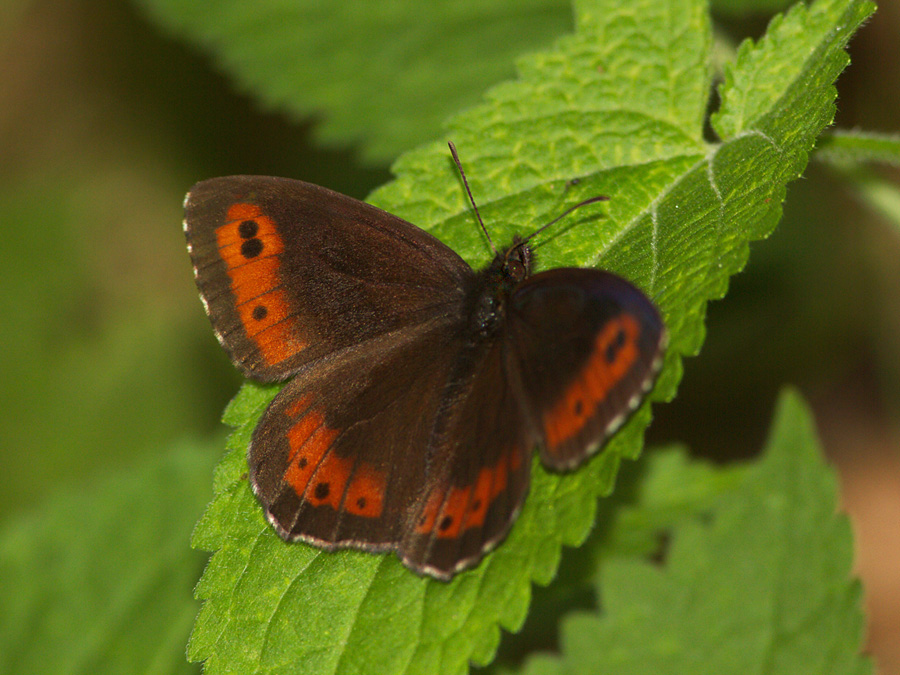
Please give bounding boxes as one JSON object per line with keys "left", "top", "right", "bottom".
{"left": 184, "top": 143, "right": 666, "bottom": 580}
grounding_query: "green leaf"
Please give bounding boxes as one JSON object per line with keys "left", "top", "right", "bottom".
{"left": 188, "top": 0, "right": 874, "bottom": 672}
{"left": 525, "top": 390, "right": 871, "bottom": 675}
{"left": 711, "top": 0, "right": 796, "bottom": 16}
{"left": 0, "top": 439, "right": 218, "bottom": 675}
{"left": 816, "top": 129, "right": 900, "bottom": 166}
{"left": 712, "top": 0, "right": 870, "bottom": 142}
{"left": 135, "top": 0, "right": 573, "bottom": 163}
{"left": 814, "top": 131, "right": 900, "bottom": 236}
{"left": 597, "top": 446, "right": 748, "bottom": 559}
{"left": 483, "top": 446, "right": 748, "bottom": 672}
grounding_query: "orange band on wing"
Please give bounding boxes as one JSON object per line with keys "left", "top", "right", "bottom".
{"left": 305, "top": 452, "right": 353, "bottom": 511}
{"left": 284, "top": 408, "right": 339, "bottom": 498}
{"left": 344, "top": 463, "right": 387, "bottom": 518}
{"left": 416, "top": 448, "right": 515, "bottom": 538}
{"left": 542, "top": 314, "right": 640, "bottom": 449}
{"left": 416, "top": 488, "right": 444, "bottom": 535}
{"left": 215, "top": 203, "right": 305, "bottom": 365}
{"left": 283, "top": 402, "right": 386, "bottom": 518}
{"left": 285, "top": 393, "right": 314, "bottom": 419}
{"left": 227, "top": 203, "right": 264, "bottom": 222}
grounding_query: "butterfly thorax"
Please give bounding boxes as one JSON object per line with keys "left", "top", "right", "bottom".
{"left": 467, "top": 239, "right": 532, "bottom": 340}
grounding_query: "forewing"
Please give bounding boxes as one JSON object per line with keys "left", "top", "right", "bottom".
{"left": 507, "top": 268, "right": 665, "bottom": 471}
{"left": 184, "top": 175, "right": 471, "bottom": 380}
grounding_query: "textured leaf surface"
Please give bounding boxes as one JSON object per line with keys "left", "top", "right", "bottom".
{"left": 523, "top": 390, "right": 871, "bottom": 675}
{"left": 135, "top": 0, "right": 573, "bottom": 162}
{"left": 0, "top": 440, "right": 217, "bottom": 675}
{"left": 188, "top": 0, "right": 874, "bottom": 673}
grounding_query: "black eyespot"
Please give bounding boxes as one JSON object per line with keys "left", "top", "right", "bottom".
{"left": 241, "top": 238, "right": 263, "bottom": 258}
{"left": 606, "top": 329, "right": 627, "bottom": 363}
{"left": 605, "top": 342, "right": 617, "bottom": 363}
{"left": 238, "top": 220, "right": 258, "bottom": 238}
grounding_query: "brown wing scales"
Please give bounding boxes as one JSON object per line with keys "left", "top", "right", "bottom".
{"left": 184, "top": 176, "right": 470, "bottom": 381}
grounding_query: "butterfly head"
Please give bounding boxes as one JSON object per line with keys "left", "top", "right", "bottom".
{"left": 464, "top": 237, "right": 531, "bottom": 339}
{"left": 500, "top": 235, "right": 532, "bottom": 286}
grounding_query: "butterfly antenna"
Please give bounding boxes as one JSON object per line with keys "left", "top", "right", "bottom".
{"left": 449, "top": 141, "right": 497, "bottom": 254}
{"left": 520, "top": 195, "right": 610, "bottom": 246}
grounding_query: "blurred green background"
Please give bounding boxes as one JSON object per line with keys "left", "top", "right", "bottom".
{"left": 1, "top": 0, "right": 898, "bottom": 672}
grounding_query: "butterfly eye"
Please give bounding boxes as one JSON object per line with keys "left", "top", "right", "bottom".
{"left": 504, "top": 259, "right": 526, "bottom": 281}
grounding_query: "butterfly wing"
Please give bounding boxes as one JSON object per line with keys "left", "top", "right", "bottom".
{"left": 399, "top": 266, "right": 664, "bottom": 576}
{"left": 184, "top": 175, "right": 471, "bottom": 380}
{"left": 506, "top": 268, "right": 666, "bottom": 471}
{"left": 251, "top": 320, "right": 532, "bottom": 580}
{"left": 186, "top": 175, "right": 502, "bottom": 574}
{"left": 399, "top": 337, "right": 532, "bottom": 579}
{"left": 250, "top": 321, "right": 466, "bottom": 555}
